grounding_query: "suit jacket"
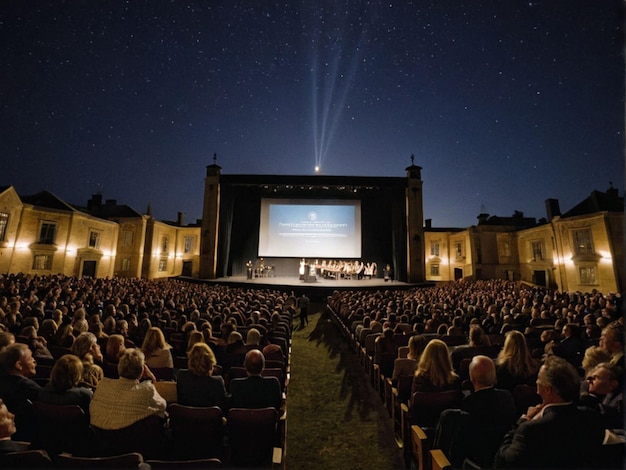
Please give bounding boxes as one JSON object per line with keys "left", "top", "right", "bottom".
{"left": 38, "top": 385, "right": 93, "bottom": 417}
{"left": 495, "top": 403, "right": 605, "bottom": 469}
{"left": 229, "top": 375, "right": 281, "bottom": 410}
{"left": 176, "top": 369, "right": 227, "bottom": 410}
{"left": 0, "top": 374, "right": 42, "bottom": 441}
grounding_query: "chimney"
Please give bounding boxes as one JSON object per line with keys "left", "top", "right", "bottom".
{"left": 545, "top": 198, "right": 561, "bottom": 221}
{"left": 177, "top": 212, "right": 184, "bottom": 226}
{"left": 606, "top": 183, "right": 618, "bottom": 200}
{"left": 477, "top": 213, "right": 489, "bottom": 225}
{"left": 87, "top": 194, "right": 102, "bottom": 212}
{"left": 424, "top": 219, "right": 432, "bottom": 229}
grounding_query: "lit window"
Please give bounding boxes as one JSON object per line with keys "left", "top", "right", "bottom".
{"left": 161, "top": 236, "right": 169, "bottom": 253}
{"left": 39, "top": 222, "right": 56, "bottom": 244}
{"left": 121, "top": 258, "right": 131, "bottom": 272}
{"left": 33, "top": 254, "right": 52, "bottom": 270}
{"left": 430, "top": 264, "right": 440, "bottom": 276}
{"left": 579, "top": 266, "right": 597, "bottom": 285}
{"left": 184, "top": 236, "right": 194, "bottom": 254}
{"left": 531, "top": 241, "right": 543, "bottom": 261}
{"left": 89, "top": 231, "right": 101, "bottom": 249}
{"left": 122, "top": 230, "right": 134, "bottom": 247}
{"left": 158, "top": 258, "right": 167, "bottom": 272}
{"left": 455, "top": 241, "right": 463, "bottom": 259}
{"left": 573, "top": 229, "right": 593, "bottom": 255}
{"left": 0, "top": 212, "right": 8, "bottom": 241}
{"left": 430, "top": 242, "right": 440, "bottom": 257}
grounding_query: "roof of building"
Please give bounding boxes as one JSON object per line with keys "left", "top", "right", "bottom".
{"left": 561, "top": 187, "right": 624, "bottom": 218}
{"left": 20, "top": 190, "right": 79, "bottom": 212}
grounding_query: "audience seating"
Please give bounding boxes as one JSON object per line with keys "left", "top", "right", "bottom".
{"left": 32, "top": 402, "right": 94, "bottom": 457}
{"left": 400, "top": 390, "right": 464, "bottom": 467}
{"left": 145, "top": 458, "right": 222, "bottom": 468}
{"left": 430, "top": 449, "right": 453, "bottom": 470}
{"left": 53, "top": 451, "right": 144, "bottom": 468}
{"left": 154, "top": 381, "right": 178, "bottom": 405}
{"left": 167, "top": 404, "right": 224, "bottom": 461}
{"left": 0, "top": 449, "right": 54, "bottom": 468}
{"left": 226, "top": 407, "right": 281, "bottom": 467}
{"left": 92, "top": 414, "right": 168, "bottom": 460}
{"left": 512, "top": 383, "right": 541, "bottom": 416}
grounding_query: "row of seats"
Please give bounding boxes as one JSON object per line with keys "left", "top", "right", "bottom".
{"left": 327, "top": 306, "right": 541, "bottom": 469}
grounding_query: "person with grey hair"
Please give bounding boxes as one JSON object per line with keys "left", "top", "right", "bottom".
{"left": 495, "top": 356, "right": 605, "bottom": 469}
{"left": 71, "top": 332, "right": 104, "bottom": 389}
{"left": 0, "top": 343, "right": 41, "bottom": 441}
{"left": 89, "top": 348, "right": 165, "bottom": 431}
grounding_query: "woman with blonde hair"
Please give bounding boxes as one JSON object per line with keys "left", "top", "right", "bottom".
{"left": 176, "top": 343, "right": 227, "bottom": 410}
{"left": 141, "top": 327, "right": 173, "bottom": 369}
{"left": 495, "top": 330, "right": 539, "bottom": 391}
{"left": 71, "top": 332, "right": 104, "bottom": 389}
{"left": 412, "top": 339, "right": 461, "bottom": 395}
{"left": 38, "top": 354, "right": 92, "bottom": 415}
{"left": 186, "top": 330, "right": 205, "bottom": 354}
{"left": 392, "top": 334, "right": 428, "bottom": 385}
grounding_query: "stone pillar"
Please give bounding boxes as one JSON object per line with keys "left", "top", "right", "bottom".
{"left": 406, "top": 157, "right": 425, "bottom": 283}
{"left": 199, "top": 161, "right": 221, "bottom": 279}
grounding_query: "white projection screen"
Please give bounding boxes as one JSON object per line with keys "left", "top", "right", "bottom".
{"left": 258, "top": 198, "right": 362, "bottom": 258}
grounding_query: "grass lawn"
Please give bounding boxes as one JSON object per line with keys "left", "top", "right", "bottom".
{"left": 285, "top": 305, "right": 404, "bottom": 470}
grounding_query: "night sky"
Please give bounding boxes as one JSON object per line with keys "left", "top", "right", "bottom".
{"left": 2, "top": 1, "right": 623, "bottom": 228}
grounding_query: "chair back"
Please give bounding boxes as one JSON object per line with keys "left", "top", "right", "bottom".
{"left": 378, "top": 352, "right": 397, "bottom": 379}
{"left": 227, "top": 407, "right": 278, "bottom": 467}
{"left": 262, "top": 367, "right": 286, "bottom": 392}
{"left": 512, "top": 383, "right": 540, "bottom": 415}
{"left": 409, "top": 390, "right": 464, "bottom": 428}
{"left": 32, "top": 402, "right": 94, "bottom": 456}
{"left": 145, "top": 458, "right": 222, "bottom": 469}
{"left": 398, "top": 346, "right": 409, "bottom": 359}
{"left": 0, "top": 449, "right": 53, "bottom": 468}
{"left": 396, "top": 374, "right": 414, "bottom": 404}
{"left": 53, "top": 452, "right": 144, "bottom": 468}
{"left": 92, "top": 414, "right": 167, "bottom": 460}
{"left": 167, "top": 404, "right": 224, "bottom": 460}
{"left": 151, "top": 367, "right": 175, "bottom": 381}
{"left": 154, "top": 381, "right": 178, "bottom": 404}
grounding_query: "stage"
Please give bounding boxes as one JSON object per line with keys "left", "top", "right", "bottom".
{"left": 178, "top": 275, "right": 433, "bottom": 302}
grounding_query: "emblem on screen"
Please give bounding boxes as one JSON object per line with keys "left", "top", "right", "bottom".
{"left": 307, "top": 211, "right": 318, "bottom": 221}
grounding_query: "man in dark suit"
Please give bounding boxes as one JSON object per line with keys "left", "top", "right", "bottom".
{"left": 495, "top": 356, "right": 606, "bottom": 469}
{"left": 0, "top": 343, "right": 42, "bottom": 442}
{"left": 229, "top": 349, "right": 281, "bottom": 411}
{"left": 435, "top": 355, "right": 517, "bottom": 467}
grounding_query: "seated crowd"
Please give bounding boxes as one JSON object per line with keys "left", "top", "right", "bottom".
{"left": 0, "top": 273, "right": 292, "bottom": 465}
{"left": 328, "top": 279, "right": 624, "bottom": 468}
{"left": 0, "top": 273, "right": 623, "bottom": 468}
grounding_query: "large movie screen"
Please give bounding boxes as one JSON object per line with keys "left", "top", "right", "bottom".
{"left": 258, "top": 198, "right": 362, "bottom": 258}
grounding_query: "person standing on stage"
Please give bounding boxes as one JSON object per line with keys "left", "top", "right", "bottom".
{"left": 298, "top": 293, "right": 310, "bottom": 329}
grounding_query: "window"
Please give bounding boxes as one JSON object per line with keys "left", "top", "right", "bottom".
{"left": 430, "top": 264, "right": 440, "bottom": 276}
{"left": 158, "top": 258, "right": 167, "bottom": 272}
{"left": 33, "top": 254, "right": 53, "bottom": 270}
{"left": 88, "top": 231, "right": 101, "bottom": 249}
{"left": 531, "top": 241, "right": 543, "bottom": 261}
{"left": 161, "top": 236, "right": 169, "bottom": 253}
{"left": 184, "top": 236, "right": 194, "bottom": 254}
{"left": 121, "top": 258, "right": 131, "bottom": 272}
{"left": 573, "top": 229, "right": 593, "bottom": 255}
{"left": 39, "top": 222, "right": 56, "bottom": 244}
{"left": 454, "top": 241, "right": 463, "bottom": 259}
{"left": 0, "top": 212, "right": 8, "bottom": 241}
{"left": 500, "top": 240, "right": 511, "bottom": 257}
{"left": 579, "top": 266, "right": 597, "bottom": 285}
{"left": 430, "top": 242, "right": 440, "bottom": 257}
{"left": 122, "top": 230, "right": 134, "bottom": 247}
